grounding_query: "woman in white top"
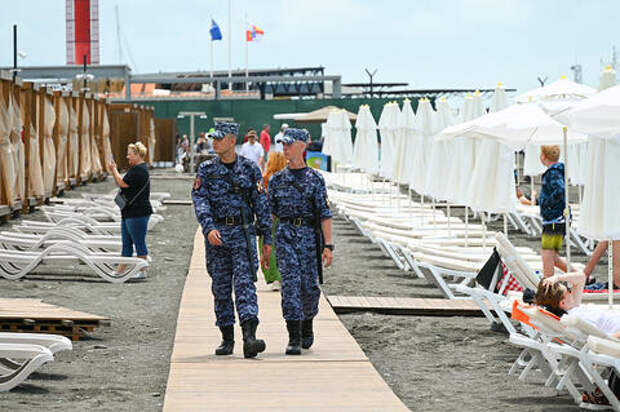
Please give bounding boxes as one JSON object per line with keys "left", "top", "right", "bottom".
{"left": 534, "top": 271, "right": 620, "bottom": 338}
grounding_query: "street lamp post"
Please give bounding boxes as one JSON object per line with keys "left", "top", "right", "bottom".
{"left": 177, "top": 111, "right": 208, "bottom": 173}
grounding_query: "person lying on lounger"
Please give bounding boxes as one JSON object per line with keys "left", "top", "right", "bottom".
{"left": 533, "top": 271, "right": 620, "bottom": 338}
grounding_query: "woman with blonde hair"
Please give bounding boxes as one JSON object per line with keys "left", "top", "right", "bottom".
{"left": 260, "top": 151, "right": 287, "bottom": 290}
{"left": 107, "top": 142, "right": 153, "bottom": 280}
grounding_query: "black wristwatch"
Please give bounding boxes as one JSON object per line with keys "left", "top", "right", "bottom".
{"left": 324, "top": 244, "right": 334, "bottom": 251}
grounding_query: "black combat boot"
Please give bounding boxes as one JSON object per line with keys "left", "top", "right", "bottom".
{"left": 285, "top": 320, "right": 302, "bottom": 355}
{"left": 301, "top": 318, "right": 314, "bottom": 349}
{"left": 214, "top": 325, "right": 234, "bottom": 355}
{"left": 241, "top": 318, "right": 266, "bottom": 359}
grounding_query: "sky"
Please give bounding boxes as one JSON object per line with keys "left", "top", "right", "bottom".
{"left": 1, "top": 0, "right": 618, "bottom": 95}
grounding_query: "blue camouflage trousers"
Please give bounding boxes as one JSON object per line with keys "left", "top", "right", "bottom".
{"left": 275, "top": 224, "right": 321, "bottom": 321}
{"left": 205, "top": 226, "right": 259, "bottom": 327}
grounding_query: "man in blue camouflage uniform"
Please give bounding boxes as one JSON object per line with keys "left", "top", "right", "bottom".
{"left": 192, "top": 121, "right": 273, "bottom": 359}
{"left": 268, "top": 128, "right": 334, "bottom": 355}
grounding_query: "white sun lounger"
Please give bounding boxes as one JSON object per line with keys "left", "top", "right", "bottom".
{"left": 0, "top": 344, "right": 54, "bottom": 392}
{"left": 0, "top": 230, "right": 121, "bottom": 253}
{"left": 0, "top": 334, "right": 71, "bottom": 374}
{"left": 0, "top": 241, "right": 148, "bottom": 283}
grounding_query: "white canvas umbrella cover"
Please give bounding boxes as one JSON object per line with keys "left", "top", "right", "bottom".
{"left": 378, "top": 102, "right": 399, "bottom": 179}
{"left": 352, "top": 104, "right": 379, "bottom": 174}
{"left": 408, "top": 98, "right": 434, "bottom": 194}
{"left": 516, "top": 76, "right": 596, "bottom": 103}
{"left": 394, "top": 99, "right": 416, "bottom": 184}
{"left": 599, "top": 65, "right": 616, "bottom": 91}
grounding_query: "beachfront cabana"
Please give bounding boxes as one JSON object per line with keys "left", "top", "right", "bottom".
{"left": 23, "top": 82, "right": 45, "bottom": 203}
{"left": 53, "top": 90, "right": 69, "bottom": 194}
{"left": 78, "top": 92, "right": 92, "bottom": 183}
{"left": 39, "top": 86, "right": 56, "bottom": 196}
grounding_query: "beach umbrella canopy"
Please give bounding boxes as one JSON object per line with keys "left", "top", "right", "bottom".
{"left": 408, "top": 98, "right": 434, "bottom": 194}
{"left": 599, "top": 65, "right": 616, "bottom": 91}
{"left": 378, "top": 102, "right": 400, "bottom": 179}
{"left": 394, "top": 99, "right": 416, "bottom": 184}
{"left": 516, "top": 76, "right": 597, "bottom": 103}
{"left": 352, "top": 104, "right": 379, "bottom": 174}
{"left": 425, "top": 98, "right": 455, "bottom": 199}
{"left": 553, "top": 84, "right": 620, "bottom": 137}
{"left": 465, "top": 86, "right": 517, "bottom": 214}
{"left": 277, "top": 105, "right": 357, "bottom": 123}
{"left": 438, "top": 103, "right": 588, "bottom": 150}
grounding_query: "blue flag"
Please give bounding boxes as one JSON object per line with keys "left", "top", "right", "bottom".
{"left": 210, "top": 19, "right": 223, "bottom": 41}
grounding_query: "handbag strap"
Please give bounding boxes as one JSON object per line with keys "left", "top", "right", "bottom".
{"left": 126, "top": 175, "right": 151, "bottom": 208}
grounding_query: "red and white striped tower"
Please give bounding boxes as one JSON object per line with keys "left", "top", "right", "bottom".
{"left": 66, "top": 0, "right": 100, "bottom": 65}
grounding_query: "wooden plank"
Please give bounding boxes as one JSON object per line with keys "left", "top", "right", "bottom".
{"left": 163, "top": 229, "right": 409, "bottom": 411}
{"left": 327, "top": 295, "right": 483, "bottom": 317}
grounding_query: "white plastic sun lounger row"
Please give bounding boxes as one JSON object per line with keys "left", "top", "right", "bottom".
{"left": 0, "top": 230, "right": 121, "bottom": 253}
{"left": 81, "top": 189, "right": 171, "bottom": 200}
{"left": 0, "top": 241, "right": 148, "bottom": 283}
{"left": 42, "top": 207, "right": 164, "bottom": 230}
{"left": 0, "top": 333, "right": 72, "bottom": 392}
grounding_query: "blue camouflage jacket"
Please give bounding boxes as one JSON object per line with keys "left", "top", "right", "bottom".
{"left": 537, "top": 162, "right": 565, "bottom": 224}
{"left": 192, "top": 155, "right": 272, "bottom": 245}
{"left": 267, "top": 167, "right": 332, "bottom": 223}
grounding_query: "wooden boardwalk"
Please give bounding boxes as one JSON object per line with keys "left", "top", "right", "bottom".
{"left": 327, "top": 295, "right": 485, "bottom": 316}
{"left": 163, "top": 229, "right": 409, "bottom": 411}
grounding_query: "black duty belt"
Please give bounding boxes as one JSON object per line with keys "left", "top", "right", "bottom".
{"left": 280, "top": 216, "right": 314, "bottom": 227}
{"left": 215, "top": 215, "right": 254, "bottom": 226}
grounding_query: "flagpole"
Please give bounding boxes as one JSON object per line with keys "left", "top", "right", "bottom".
{"left": 210, "top": 39, "right": 214, "bottom": 78}
{"left": 245, "top": 13, "right": 249, "bottom": 92}
{"left": 228, "top": 0, "right": 232, "bottom": 89}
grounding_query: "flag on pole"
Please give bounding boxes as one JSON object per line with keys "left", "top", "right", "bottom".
{"left": 210, "top": 19, "right": 223, "bottom": 41}
{"left": 245, "top": 24, "right": 264, "bottom": 42}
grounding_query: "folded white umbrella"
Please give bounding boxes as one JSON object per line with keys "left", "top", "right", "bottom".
{"left": 323, "top": 110, "right": 353, "bottom": 166}
{"left": 443, "top": 95, "right": 475, "bottom": 203}
{"left": 579, "top": 136, "right": 620, "bottom": 240}
{"left": 599, "top": 65, "right": 616, "bottom": 91}
{"left": 516, "top": 76, "right": 596, "bottom": 103}
{"left": 425, "top": 98, "right": 455, "bottom": 200}
{"left": 352, "top": 105, "right": 379, "bottom": 174}
{"left": 407, "top": 98, "right": 434, "bottom": 194}
{"left": 378, "top": 102, "right": 399, "bottom": 179}
{"left": 394, "top": 99, "right": 416, "bottom": 184}
{"left": 466, "top": 86, "right": 516, "bottom": 215}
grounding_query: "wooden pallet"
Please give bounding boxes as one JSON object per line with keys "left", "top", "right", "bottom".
{"left": 0, "top": 299, "right": 110, "bottom": 341}
{"left": 327, "top": 295, "right": 485, "bottom": 317}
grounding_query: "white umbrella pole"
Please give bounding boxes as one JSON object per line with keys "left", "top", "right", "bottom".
{"left": 503, "top": 214, "right": 508, "bottom": 236}
{"left": 609, "top": 240, "right": 614, "bottom": 308}
{"left": 482, "top": 211, "right": 487, "bottom": 251}
{"left": 465, "top": 206, "right": 469, "bottom": 248}
{"left": 563, "top": 127, "right": 572, "bottom": 269}
{"left": 530, "top": 175, "right": 535, "bottom": 204}
{"left": 433, "top": 199, "right": 437, "bottom": 229}
{"left": 579, "top": 184, "right": 583, "bottom": 206}
{"left": 447, "top": 204, "right": 451, "bottom": 236}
